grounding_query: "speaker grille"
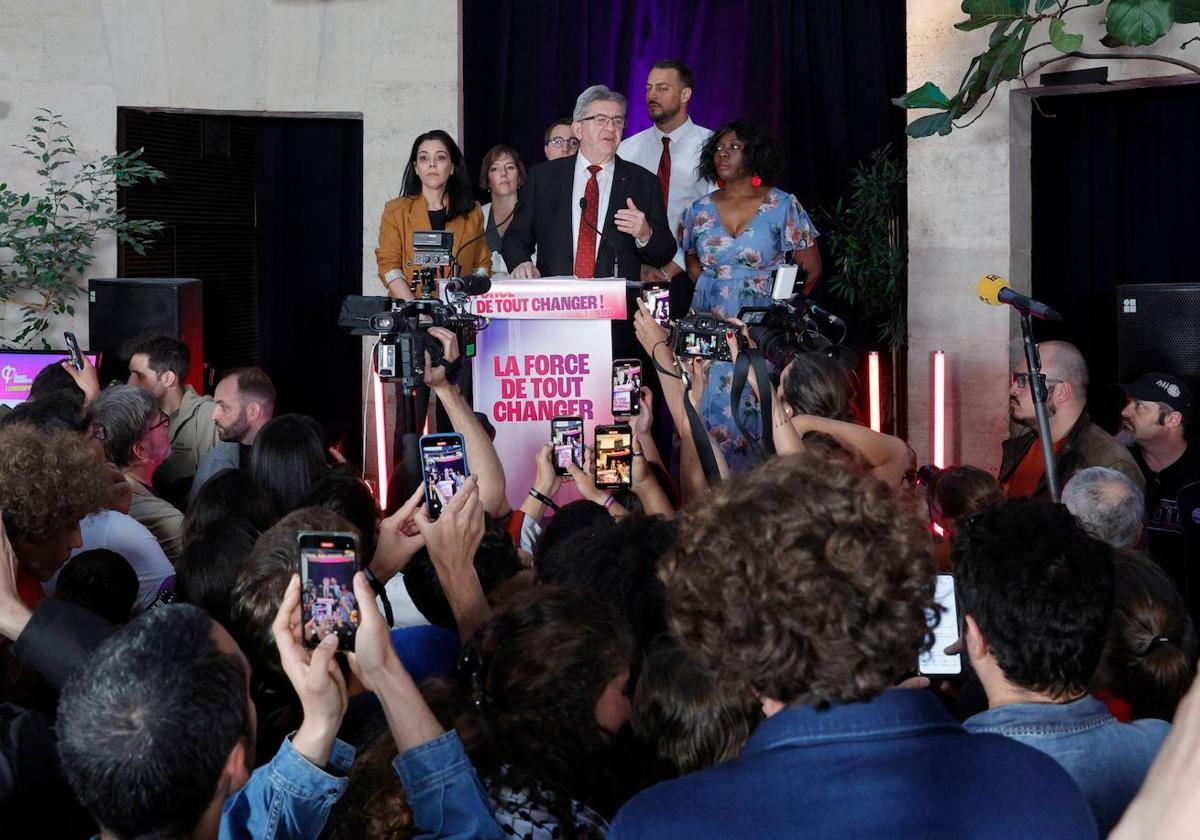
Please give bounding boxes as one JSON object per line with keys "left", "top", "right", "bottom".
{"left": 1117, "top": 283, "right": 1200, "bottom": 390}
{"left": 88, "top": 278, "right": 204, "bottom": 391}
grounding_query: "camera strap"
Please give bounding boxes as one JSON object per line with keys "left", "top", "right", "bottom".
{"left": 729, "top": 348, "right": 776, "bottom": 460}
{"left": 652, "top": 352, "right": 723, "bottom": 487}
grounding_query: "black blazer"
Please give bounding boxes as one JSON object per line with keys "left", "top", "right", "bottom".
{"left": 501, "top": 155, "right": 676, "bottom": 282}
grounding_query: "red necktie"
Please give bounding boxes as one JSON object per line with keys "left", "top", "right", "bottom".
{"left": 575, "top": 164, "right": 601, "bottom": 278}
{"left": 657, "top": 136, "right": 671, "bottom": 206}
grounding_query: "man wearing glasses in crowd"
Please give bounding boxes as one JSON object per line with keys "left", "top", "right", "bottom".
{"left": 999, "top": 340, "right": 1143, "bottom": 500}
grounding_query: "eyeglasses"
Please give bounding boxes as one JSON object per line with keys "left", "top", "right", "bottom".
{"left": 1010, "top": 372, "right": 1063, "bottom": 390}
{"left": 715, "top": 141, "right": 745, "bottom": 154}
{"left": 147, "top": 411, "right": 170, "bottom": 432}
{"left": 578, "top": 114, "right": 627, "bottom": 130}
{"left": 88, "top": 422, "right": 107, "bottom": 442}
{"left": 547, "top": 137, "right": 580, "bottom": 150}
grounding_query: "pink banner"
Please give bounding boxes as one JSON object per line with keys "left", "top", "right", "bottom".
{"left": 0, "top": 351, "right": 99, "bottom": 406}
{"left": 460, "top": 277, "right": 627, "bottom": 321}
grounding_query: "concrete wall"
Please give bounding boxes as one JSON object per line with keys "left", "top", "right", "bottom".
{"left": 0, "top": 0, "right": 460, "bottom": 474}
{"left": 906, "top": 2, "right": 1197, "bottom": 471}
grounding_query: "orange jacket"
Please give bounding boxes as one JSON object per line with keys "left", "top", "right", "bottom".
{"left": 375, "top": 195, "right": 490, "bottom": 297}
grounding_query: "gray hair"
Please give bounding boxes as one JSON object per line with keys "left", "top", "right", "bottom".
{"left": 1062, "top": 466, "right": 1145, "bottom": 549}
{"left": 573, "top": 85, "right": 627, "bottom": 122}
{"left": 92, "top": 384, "right": 160, "bottom": 468}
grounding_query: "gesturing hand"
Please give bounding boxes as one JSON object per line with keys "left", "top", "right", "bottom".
{"left": 272, "top": 574, "right": 348, "bottom": 767}
{"left": 614, "top": 197, "right": 652, "bottom": 242}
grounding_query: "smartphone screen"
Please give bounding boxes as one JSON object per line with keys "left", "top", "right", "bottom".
{"left": 299, "top": 531, "right": 360, "bottom": 650}
{"left": 64, "top": 331, "right": 84, "bottom": 371}
{"left": 611, "top": 359, "right": 641, "bottom": 416}
{"left": 641, "top": 286, "right": 671, "bottom": 327}
{"left": 420, "top": 433, "right": 470, "bottom": 520}
{"left": 918, "top": 573, "right": 962, "bottom": 677}
{"left": 594, "top": 424, "right": 633, "bottom": 489}
{"left": 551, "top": 416, "right": 584, "bottom": 477}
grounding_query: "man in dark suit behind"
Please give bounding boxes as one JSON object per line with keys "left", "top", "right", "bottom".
{"left": 502, "top": 85, "right": 676, "bottom": 354}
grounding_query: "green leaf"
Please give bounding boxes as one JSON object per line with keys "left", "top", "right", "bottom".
{"left": 1049, "top": 18, "right": 1085, "bottom": 52}
{"left": 894, "top": 82, "right": 952, "bottom": 110}
{"left": 1106, "top": 0, "right": 1173, "bottom": 46}
{"left": 1034, "top": 0, "right": 1058, "bottom": 11}
{"left": 906, "top": 111, "right": 956, "bottom": 138}
{"left": 956, "top": 0, "right": 1029, "bottom": 30}
{"left": 1176, "top": 0, "right": 1200, "bottom": 23}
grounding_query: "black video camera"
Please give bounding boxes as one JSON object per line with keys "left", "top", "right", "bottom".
{"left": 737, "top": 298, "right": 852, "bottom": 372}
{"left": 337, "top": 296, "right": 487, "bottom": 390}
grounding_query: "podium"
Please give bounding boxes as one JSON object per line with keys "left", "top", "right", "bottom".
{"left": 457, "top": 277, "right": 628, "bottom": 511}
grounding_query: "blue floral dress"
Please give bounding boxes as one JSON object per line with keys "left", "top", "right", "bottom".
{"left": 679, "top": 187, "right": 819, "bottom": 471}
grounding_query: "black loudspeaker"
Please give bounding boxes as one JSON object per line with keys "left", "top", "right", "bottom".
{"left": 88, "top": 278, "right": 205, "bottom": 393}
{"left": 1117, "top": 283, "right": 1200, "bottom": 392}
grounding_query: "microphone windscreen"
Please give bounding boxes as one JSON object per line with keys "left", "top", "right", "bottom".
{"left": 976, "top": 274, "right": 1009, "bottom": 306}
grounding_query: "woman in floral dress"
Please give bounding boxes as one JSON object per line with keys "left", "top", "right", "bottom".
{"left": 679, "top": 119, "right": 822, "bottom": 472}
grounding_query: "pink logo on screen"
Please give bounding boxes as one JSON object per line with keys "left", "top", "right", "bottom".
{"left": 0, "top": 366, "right": 14, "bottom": 384}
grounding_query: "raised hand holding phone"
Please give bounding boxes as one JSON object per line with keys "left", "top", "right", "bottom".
{"left": 272, "top": 574, "right": 349, "bottom": 767}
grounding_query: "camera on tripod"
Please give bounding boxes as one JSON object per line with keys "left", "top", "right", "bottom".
{"left": 337, "top": 230, "right": 489, "bottom": 390}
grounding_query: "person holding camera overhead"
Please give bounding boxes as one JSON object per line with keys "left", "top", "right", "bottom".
{"left": 679, "top": 119, "right": 822, "bottom": 471}
{"left": 375, "top": 129, "right": 490, "bottom": 301}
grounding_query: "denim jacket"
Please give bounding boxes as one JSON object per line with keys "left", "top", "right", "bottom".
{"left": 219, "top": 735, "right": 355, "bottom": 839}
{"left": 609, "top": 688, "right": 1097, "bottom": 839}
{"left": 965, "top": 695, "right": 1169, "bottom": 836}
{"left": 393, "top": 730, "right": 505, "bottom": 839}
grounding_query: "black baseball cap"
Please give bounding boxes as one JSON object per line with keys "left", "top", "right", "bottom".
{"left": 1118, "top": 372, "right": 1194, "bottom": 418}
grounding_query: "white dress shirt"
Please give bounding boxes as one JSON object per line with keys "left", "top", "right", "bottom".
{"left": 618, "top": 117, "right": 715, "bottom": 270}
{"left": 570, "top": 153, "right": 616, "bottom": 274}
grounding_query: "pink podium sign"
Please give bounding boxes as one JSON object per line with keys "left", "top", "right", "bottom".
{"left": 462, "top": 278, "right": 626, "bottom": 511}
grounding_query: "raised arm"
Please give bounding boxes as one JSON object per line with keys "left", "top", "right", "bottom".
{"left": 424, "top": 327, "right": 509, "bottom": 516}
{"left": 788, "top": 414, "right": 911, "bottom": 486}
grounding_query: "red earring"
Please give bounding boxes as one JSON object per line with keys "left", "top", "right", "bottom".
{"left": 717, "top": 179, "right": 726, "bottom": 189}
{"left": 751, "top": 174, "right": 763, "bottom": 188}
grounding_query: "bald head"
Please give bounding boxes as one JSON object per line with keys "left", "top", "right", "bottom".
{"left": 1040, "top": 341, "right": 1088, "bottom": 404}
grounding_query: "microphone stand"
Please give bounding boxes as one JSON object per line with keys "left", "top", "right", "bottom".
{"left": 1018, "top": 309, "right": 1060, "bottom": 502}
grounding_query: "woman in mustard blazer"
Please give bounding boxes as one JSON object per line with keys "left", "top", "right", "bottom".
{"left": 375, "top": 129, "right": 490, "bottom": 299}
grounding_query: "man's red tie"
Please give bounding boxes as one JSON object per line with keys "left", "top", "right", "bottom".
{"left": 657, "top": 136, "right": 671, "bottom": 206}
{"left": 575, "top": 164, "right": 602, "bottom": 278}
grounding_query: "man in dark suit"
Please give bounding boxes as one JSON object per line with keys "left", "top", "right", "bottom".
{"left": 502, "top": 84, "right": 676, "bottom": 353}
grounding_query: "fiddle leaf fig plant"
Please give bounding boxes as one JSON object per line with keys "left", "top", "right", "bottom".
{"left": 897, "top": 0, "right": 1200, "bottom": 138}
{"left": 0, "top": 109, "right": 164, "bottom": 347}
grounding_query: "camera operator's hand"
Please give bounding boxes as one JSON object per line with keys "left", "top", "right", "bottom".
{"left": 533, "top": 443, "right": 564, "bottom": 498}
{"left": 512, "top": 261, "right": 541, "bottom": 279}
{"left": 0, "top": 515, "right": 32, "bottom": 643}
{"left": 272, "top": 574, "right": 348, "bottom": 768}
{"left": 423, "top": 326, "right": 460, "bottom": 391}
{"left": 370, "top": 484, "right": 426, "bottom": 584}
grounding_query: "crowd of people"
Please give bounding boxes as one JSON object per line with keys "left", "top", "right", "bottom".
{"left": 3, "top": 58, "right": 1200, "bottom": 840}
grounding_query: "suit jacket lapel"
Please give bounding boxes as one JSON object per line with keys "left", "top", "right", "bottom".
{"left": 406, "top": 198, "right": 432, "bottom": 233}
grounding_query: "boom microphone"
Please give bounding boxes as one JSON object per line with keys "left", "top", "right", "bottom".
{"left": 976, "top": 274, "right": 1062, "bottom": 321}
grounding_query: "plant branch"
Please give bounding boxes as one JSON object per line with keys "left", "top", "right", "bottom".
{"left": 1026, "top": 50, "right": 1200, "bottom": 78}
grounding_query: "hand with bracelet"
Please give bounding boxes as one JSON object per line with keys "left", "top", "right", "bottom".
{"left": 524, "top": 443, "right": 564, "bottom": 515}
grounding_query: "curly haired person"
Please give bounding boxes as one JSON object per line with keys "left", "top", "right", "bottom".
{"left": 608, "top": 453, "right": 1097, "bottom": 840}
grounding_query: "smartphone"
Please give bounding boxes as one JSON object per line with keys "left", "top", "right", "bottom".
{"left": 918, "top": 573, "right": 963, "bottom": 677}
{"left": 641, "top": 285, "right": 671, "bottom": 327}
{"left": 64, "top": 331, "right": 84, "bottom": 371}
{"left": 551, "top": 416, "right": 584, "bottom": 476}
{"left": 611, "top": 359, "right": 642, "bottom": 416}
{"left": 771, "top": 265, "right": 799, "bottom": 300}
{"left": 594, "top": 424, "right": 633, "bottom": 489}
{"left": 299, "top": 531, "right": 360, "bottom": 651}
{"left": 420, "top": 432, "right": 470, "bottom": 520}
